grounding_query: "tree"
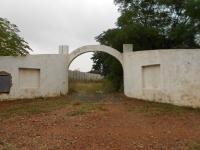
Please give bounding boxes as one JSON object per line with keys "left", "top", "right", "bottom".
{"left": 185, "top": 0, "right": 200, "bottom": 45}
{"left": 92, "top": 0, "right": 200, "bottom": 91}
{"left": 0, "top": 18, "right": 31, "bottom": 56}
{"left": 114, "top": 0, "right": 200, "bottom": 48}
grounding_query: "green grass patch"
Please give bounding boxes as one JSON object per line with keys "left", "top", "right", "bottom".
{"left": 128, "top": 100, "right": 200, "bottom": 116}
{"left": 69, "top": 80, "right": 104, "bottom": 93}
{"left": 185, "top": 140, "right": 200, "bottom": 150}
{"left": 0, "top": 95, "right": 107, "bottom": 119}
{"left": 0, "top": 97, "right": 71, "bottom": 118}
{"left": 69, "top": 80, "right": 116, "bottom": 94}
{"left": 67, "top": 101, "right": 105, "bottom": 116}
{"left": 0, "top": 141, "right": 16, "bottom": 150}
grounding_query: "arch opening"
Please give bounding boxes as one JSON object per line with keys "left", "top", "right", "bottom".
{"left": 67, "top": 45, "right": 123, "bottom": 68}
{"left": 67, "top": 45, "right": 124, "bottom": 94}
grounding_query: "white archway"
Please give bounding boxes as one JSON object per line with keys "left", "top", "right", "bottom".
{"left": 67, "top": 45, "right": 123, "bottom": 67}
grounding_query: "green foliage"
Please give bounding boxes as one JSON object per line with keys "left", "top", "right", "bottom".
{"left": 92, "top": 0, "right": 200, "bottom": 91}
{"left": 92, "top": 51, "right": 123, "bottom": 90}
{"left": 69, "top": 80, "right": 105, "bottom": 94}
{"left": 0, "top": 18, "right": 31, "bottom": 56}
{"left": 69, "top": 80, "right": 119, "bottom": 94}
{"left": 186, "top": 0, "right": 200, "bottom": 19}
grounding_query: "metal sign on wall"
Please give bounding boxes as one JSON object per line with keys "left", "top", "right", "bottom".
{"left": 0, "top": 71, "right": 12, "bottom": 93}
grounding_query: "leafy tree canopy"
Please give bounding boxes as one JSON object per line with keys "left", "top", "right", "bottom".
{"left": 92, "top": 0, "right": 200, "bottom": 91}
{"left": 0, "top": 18, "right": 31, "bottom": 56}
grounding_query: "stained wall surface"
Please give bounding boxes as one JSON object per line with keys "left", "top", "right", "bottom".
{"left": 0, "top": 45, "right": 200, "bottom": 108}
{"left": 123, "top": 49, "right": 200, "bottom": 108}
{"left": 0, "top": 55, "right": 68, "bottom": 100}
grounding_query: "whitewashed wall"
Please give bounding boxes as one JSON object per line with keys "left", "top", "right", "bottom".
{"left": 123, "top": 49, "right": 200, "bottom": 108}
{"left": 0, "top": 45, "right": 200, "bottom": 108}
{"left": 0, "top": 55, "right": 68, "bottom": 100}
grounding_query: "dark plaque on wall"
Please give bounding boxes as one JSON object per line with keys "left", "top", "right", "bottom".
{"left": 0, "top": 71, "right": 12, "bottom": 93}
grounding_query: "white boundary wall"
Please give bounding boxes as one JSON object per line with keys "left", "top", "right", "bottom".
{"left": 0, "top": 45, "right": 200, "bottom": 108}
{"left": 123, "top": 49, "right": 200, "bottom": 108}
{"left": 0, "top": 55, "right": 68, "bottom": 100}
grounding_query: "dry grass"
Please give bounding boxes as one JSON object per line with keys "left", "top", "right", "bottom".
{"left": 0, "top": 96, "right": 105, "bottom": 119}
{"left": 67, "top": 101, "right": 105, "bottom": 116}
{"left": 185, "top": 140, "right": 200, "bottom": 150}
{"left": 1, "top": 80, "right": 200, "bottom": 119}
{"left": 69, "top": 80, "right": 116, "bottom": 94}
{"left": 0, "top": 141, "right": 16, "bottom": 150}
{"left": 0, "top": 97, "right": 71, "bottom": 118}
{"left": 0, "top": 80, "right": 110, "bottom": 119}
{"left": 128, "top": 99, "right": 200, "bottom": 116}
{"left": 69, "top": 80, "right": 104, "bottom": 93}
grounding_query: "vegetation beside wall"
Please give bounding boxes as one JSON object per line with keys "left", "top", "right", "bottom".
{"left": 0, "top": 18, "right": 31, "bottom": 56}
{"left": 69, "top": 80, "right": 117, "bottom": 94}
{"left": 92, "top": 0, "right": 200, "bottom": 91}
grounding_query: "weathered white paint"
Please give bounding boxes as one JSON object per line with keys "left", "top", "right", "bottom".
{"left": 0, "top": 54, "right": 68, "bottom": 100}
{"left": 0, "top": 45, "right": 200, "bottom": 108}
{"left": 142, "top": 65, "right": 161, "bottom": 89}
{"left": 19, "top": 68, "right": 40, "bottom": 89}
{"left": 68, "top": 45, "right": 123, "bottom": 67}
{"left": 123, "top": 49, "right": 200, "bottom": 108}
{"left": 59, "top": 45, "right": 69, "bottom": 55}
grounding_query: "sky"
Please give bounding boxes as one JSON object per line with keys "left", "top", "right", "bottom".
{"left": 0, "top": 0, "right": 119, "bottom": 72}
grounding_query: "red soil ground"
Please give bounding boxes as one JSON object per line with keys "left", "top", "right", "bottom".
{"left": 0, "top": 94, "right": 200, "bottom": 150}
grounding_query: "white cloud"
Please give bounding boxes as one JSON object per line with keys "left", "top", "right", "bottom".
{"left": 0, "top": 0, "right": 119, "bottom": 71}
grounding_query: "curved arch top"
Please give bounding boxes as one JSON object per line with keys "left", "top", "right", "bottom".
{"left": 67, "top": 45, "right": 123, "bottom": 67}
